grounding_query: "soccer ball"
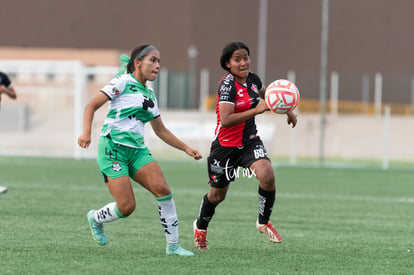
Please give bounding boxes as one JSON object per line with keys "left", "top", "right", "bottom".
{"left": 265, "top": 79, "right": 300, "bottom": 114}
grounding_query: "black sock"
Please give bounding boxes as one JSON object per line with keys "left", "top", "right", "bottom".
{"left": 197, "top": 194, "right": 217, "bottom": 230}
{"left": 258, "top": 187, "right": 275, "bottom": 225}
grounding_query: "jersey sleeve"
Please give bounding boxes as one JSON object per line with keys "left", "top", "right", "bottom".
{"left": 100, "top": 75, "right": 127, "bottom": 100}
{"left": 217, "top": 75, "right": 236, "bottom": 104}
{"left": 0, "top": 72, "right": 12, "bottom": 88}
{"left": 250, "top": 73, "right": 263, "bottom": 91}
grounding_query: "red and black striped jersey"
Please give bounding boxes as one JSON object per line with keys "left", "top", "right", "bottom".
{"left": 213, "top": 72, "right": 263, "bottom": 147}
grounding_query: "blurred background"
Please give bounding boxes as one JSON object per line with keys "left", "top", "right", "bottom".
{"left": 1, "top": 0, "right": 413, "bottom": 167}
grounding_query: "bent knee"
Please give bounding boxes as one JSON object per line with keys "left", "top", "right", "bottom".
{"left": 208, "top": 192, "right": 227, "bottom": 205}
{"left": 117, "top": 203, "right": 136, "bottom": 217}
{"left": 259, "top": 172, "right": 275, "bottom": 185}
{"left": 257, "top": 170, "right": 275, "bottom": 190}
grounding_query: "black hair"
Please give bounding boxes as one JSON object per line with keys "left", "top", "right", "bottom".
{"left": 126, "top": 44, "right": 152, "bottom": 73}
{"left": 220, "top": 41, "right": 250, "bottom": 72}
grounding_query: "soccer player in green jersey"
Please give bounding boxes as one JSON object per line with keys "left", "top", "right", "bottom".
{"left": 78, "top": 44, "right": 202, "bottom": 256}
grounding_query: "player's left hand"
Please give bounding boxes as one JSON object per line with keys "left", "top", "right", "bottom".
{"left": 287, "top": 112, "right": 298, "bottom": 128}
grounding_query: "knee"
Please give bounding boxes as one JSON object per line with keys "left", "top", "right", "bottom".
{"left": 261, "top": 172, "right": 275, "bottom": 185}
{"left": 251, "top": 160, "right": 275, "bottom": 189}
{"left": 207, "top": 191, "right": 226, "bottom": 205}
{"left": 257, "top": 169, "right": 275, "bottom": 190}
{"left": 117, "top": 202, "right": 136, "bottom": 217}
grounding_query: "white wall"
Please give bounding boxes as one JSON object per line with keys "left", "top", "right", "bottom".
{"left": 0, "top": 109, "right": 413, "bottom": 163}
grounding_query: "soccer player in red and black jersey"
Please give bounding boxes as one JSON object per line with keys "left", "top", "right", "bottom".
{"left": 0, "top": 71, "right": 17, "bottom": 194}
{"left": 193, "top": 41, "right": 297, "bottom": 249}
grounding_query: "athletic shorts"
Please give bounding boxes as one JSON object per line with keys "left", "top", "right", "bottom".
{"left": 207, "top": 136, "right": 270, "bottom": 188}
{"left": 96, "top": 136, "right": 155, "bottom": 181}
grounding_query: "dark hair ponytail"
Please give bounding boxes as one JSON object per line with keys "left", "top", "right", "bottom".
{"left": 220, "top": 41, "right": 250, "bottom": 72}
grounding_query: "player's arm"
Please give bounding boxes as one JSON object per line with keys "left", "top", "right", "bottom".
{"left": 0, "top": 85, "right": 17, "bottom": 99}
{"left": 78, "top": 92, "right": 109, "bottom": 148}
{"left": 219, "top": 101, "right": 268, "bottom": 127}
{"left": 260, "top": 82, "right": 297, "bottom": 128}
{"left": 219, "top": 75, "right": 268, "bottom": 127}
{"left": 258, "top": 88, "right": 266, "bottom": 99}
{"left": 150, "top": 116, "right": 202, "bottom": 160}
{"left": 0, "top": 72, "right": 17, "bottom": 99}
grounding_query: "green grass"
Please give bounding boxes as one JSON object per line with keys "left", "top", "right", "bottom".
{"left": 0, "top": 157, "right": 413, "bottom": 274}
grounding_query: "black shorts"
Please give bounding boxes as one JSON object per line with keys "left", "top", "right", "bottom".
{"left": 207, "top": 136, "right": 270, "bottom": 188}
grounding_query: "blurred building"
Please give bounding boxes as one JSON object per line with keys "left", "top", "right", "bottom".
{"left": 1, "top": 0, "right": 414, "bottom": 162}
{"left": 1, "top": 0, "right": 414, "bottom": 105}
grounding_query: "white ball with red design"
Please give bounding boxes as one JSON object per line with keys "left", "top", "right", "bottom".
{"left": 265, "top": 79, "right": 300, "bottom": 114}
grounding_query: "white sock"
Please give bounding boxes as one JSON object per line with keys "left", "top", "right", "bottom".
{"left": 157, "top": 194, "right": 179, "bottom": 245}
{"left": 94, "top": 202, "right": 124, "bottom": 223}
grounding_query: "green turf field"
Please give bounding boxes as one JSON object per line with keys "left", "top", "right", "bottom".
{"left": 0, "top": 157, "right": 413, "bottom": 274}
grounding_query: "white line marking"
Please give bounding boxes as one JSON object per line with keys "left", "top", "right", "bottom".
{"left": 6, "top": 182, "right": 414, "bottom": 204}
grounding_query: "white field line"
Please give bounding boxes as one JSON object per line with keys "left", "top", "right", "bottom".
{"left": 6, "top": 182, "right": 414, "bottom": 204}
{"left": 278, "top": 192, "right": 414, "bottom": 204}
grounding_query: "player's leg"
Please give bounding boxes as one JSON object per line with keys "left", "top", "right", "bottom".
{"left": 197, "top": 143, "right": 234, "bottom": 230}
{"left": 105, "top": 175, "right": 136, "bottom": 217}
{"left": 243, "top": 138, "right": 281, "bottom": 243}
{"left": 86, "top": 136, "right": 131, "bottom": 246}
{"left": 250, "top": 158, "right": 282, "bottom": 243}
{"left": 86, "top": 175, "right": 132, "bottom": 246}
{"left": 197, "top": 185, "right": 230, "bottom": 229}
{"left": 133, "top": 161, "right": 193, "bottom": 256}
{"left": 194, "top": 146, "right": 234, "bottom": 250}
{"left": 250, "top": 158, "right": 275, "bottom": 223}
{"left": 193, "top": 185, "right": 229, "bottom": 250}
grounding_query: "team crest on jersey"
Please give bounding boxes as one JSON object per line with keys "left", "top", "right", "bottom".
{"left": 112, "top": 87, "right": 120, "bottom": 95}
{"left": 112, "top": 161, "right": 122, "bottom": 172}
{"left": 251, "top": 84, "right": 259, "bottom": 94}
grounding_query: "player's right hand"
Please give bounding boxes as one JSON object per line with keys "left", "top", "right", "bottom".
{"left": 78, "top": 134, "right": 91, "bottom": 148}
{"left": 255, "top": 100, "right": 269, "bottom": 114}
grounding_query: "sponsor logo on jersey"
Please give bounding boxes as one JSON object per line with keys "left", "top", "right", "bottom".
{"left": 220, "top": 85, "right": 232, "bottom": 93}
{"left": 236, "top": 99, "right": 251, "bottom": 107}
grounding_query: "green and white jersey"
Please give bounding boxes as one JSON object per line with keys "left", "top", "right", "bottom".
{"left": 100, "top": 73, "right": 160, "bottom": 149}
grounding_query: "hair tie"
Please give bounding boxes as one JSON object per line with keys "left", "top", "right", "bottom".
{"left": 115, "top": 53, "right": 130, "bottom": 77}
